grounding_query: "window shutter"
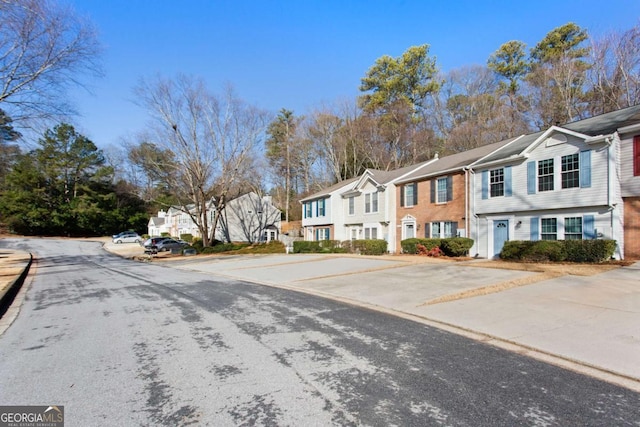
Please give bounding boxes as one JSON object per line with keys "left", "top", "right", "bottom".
{"left": 580, "top": 150, "right": 591, "bottom": 188}
{"left": 530, "top": 217, "right": 539, "bottom": 241}
{"left": 430, "top": 179, "right": 436, "bottom": 203}
{"left": 505, "top": 166, "right": 512, "bottom": 197}
{"left": 583, "top": 215, "right": 595, "bottom": 239}
{"left": 424, "top": 223, "right": 430, "bottom": 238}
{"left": 446, "top": 176, "right": 453, "bottom": 201}
{"left": 527, "top": 161, "right": 536, "bottom": 194}
{"left": 400, "top": 186, "right": 405, "bottom": 207}
{"left": 481, "top": 171, "right": 488, "bottom": 199}
{"left": 451, "top": 222, "right": 458, "bottom": 237}
{"left": 413, "top": 183, "right": 418, "bottom": 206}
{"left": 315, "top": 229, "right": 318, "bottom": 241}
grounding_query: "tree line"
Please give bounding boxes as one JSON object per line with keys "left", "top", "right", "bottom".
{"left": 1, "top": 0, "right": 639, "bottom": 240}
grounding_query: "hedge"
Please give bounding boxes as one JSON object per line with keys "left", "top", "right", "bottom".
{"left": 400, "top": 237, "right": 473, "bottom": 257}
{"left": 293, "top": 239, "right": 388, "bottom": 255}
{"left": 500, "top": 239, "right": 616, "bottom": 263}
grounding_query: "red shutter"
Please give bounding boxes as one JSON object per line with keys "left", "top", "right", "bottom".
{"left": 635, "top": 136, "right": 640, "bottom": 176}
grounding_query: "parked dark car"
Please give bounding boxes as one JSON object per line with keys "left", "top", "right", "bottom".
{"left": 155, "top": 238, "right": 189, "bottom": 252}
{"left": 142, "top": 236, "right": 170, "bottom": 248}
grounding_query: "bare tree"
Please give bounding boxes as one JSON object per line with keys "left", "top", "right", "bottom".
{"left": 218, "top": 191, "right": 281, "bottom": 244}
{"left": 0, "top": 0, "right": 102, "bottom": 126}
{"left": 587, "top": 24, "right": 640, "bottom": 115}
{"left": 134, "top": 75, "right": 268, "bottom": 247}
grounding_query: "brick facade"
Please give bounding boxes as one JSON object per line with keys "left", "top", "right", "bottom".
{"left": 396, "top": 172, "right": 467, "bottom": 251}
{"left": 624, "top": 197, "right": 640, "bottom": 259}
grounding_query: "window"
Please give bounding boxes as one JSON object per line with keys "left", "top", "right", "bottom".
{"left": 348, "top": 196, "right": 354, "bottom": 215}
{"left": 430, "top": 221, "right": 457, "bottom": 238}
{"left": 315, "top": 228, "right": 330, "bottom": 241}
{"left": 317, "top": 199, "right": 326, "bottom": 216}
{"left": 538, "top": 159, "right": 554, "bottom": 191}
{"left": 564, "top": 217, "right": 583, "bottom": 240}
{"left": 436, "top": 178, "right": 448, "bottom": 203}
{"left": 490, "top": 168, "right": 504, "bottom": 197}
{"left": 304, "top": 202, "right": 312, "bottom": 218}
{"left": 404, "top": 184, "right": 416, "bottom": 207}
{"left": 541, "top": 218, "right": 557, "bottom": 240}
{"left": 365, "top": 192, "right": 378, "bottom": 213}
{"left": 431, "top": 222, "right": 441, "bottom": 238}
{"left": 561, "top": 153, "right": 580, "bottom": 189}
{"left": 443, "top": 222, "right": 456, "bottom": 238}
{"left": 364, "top": 227, "right": 378, "bottom": 239}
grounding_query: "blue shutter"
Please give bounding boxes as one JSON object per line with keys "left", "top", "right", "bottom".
{"left": 315, "top": 228, "right": 319, "bottom": 241}
{"left": 580, "top": 150, "right": 591, "bottom": 188}
{"left": 413, "top": 183, "right": 418, "bottom": 205}
{"left": 481, "top": 171, "right": 488, "bottom": 200}
{"left": 583, "top": 215, "right": 595, "bottom": 239}
{"left": 446, "top": 176, "right": 453, "bottom": 201}
{"left": 505, "top": 166, "right": 512, "bottom": 197}
{"left": 530, "top": 217, "right": 539, "bottom": 241}
{"left": 527, "top": 161, "right": 536, "bottom": 194}
{"left": 400, "top": 186, "right": 405, "bottom": 207}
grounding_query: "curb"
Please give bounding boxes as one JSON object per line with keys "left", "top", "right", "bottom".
{"left": 0, "top": 253, "right": 33, "bottom": 319}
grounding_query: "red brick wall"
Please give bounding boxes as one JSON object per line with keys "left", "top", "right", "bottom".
{"left": 396, "top": 172, "right": 467, "bottom": 250}
{"left": 624, "top": 197, "right": 640, "bottom": 259}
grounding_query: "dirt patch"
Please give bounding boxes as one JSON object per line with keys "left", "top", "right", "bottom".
{"left": 465, "top": 259, "right": 628, "bottom": 276}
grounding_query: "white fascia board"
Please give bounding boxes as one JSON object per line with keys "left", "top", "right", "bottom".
{"left": 522, "top": 126, "right": 591, "bottom": 155}
{"left": 389, "top": 158, "right": 439, "bottom": 184}
{"left": 469, "top": 134, "right": 525, "bottom": 167}
{"left": 617, "top": 123, "right": 640, "bottom": 135}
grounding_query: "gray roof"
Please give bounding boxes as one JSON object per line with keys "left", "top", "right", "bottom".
{"left": 300, "top": 176, "right": 359, "bottom": 202}
{"left": 366, "top": 159, "right": 434, "bottom": 185}
{"left": 396, "top": 137, "right": 519, "bottom": 183}
{"left": 149, "top": 217, "right": 165, "bottom": 227}
{"left": 477, "top": 104, "right": 640, "bottom": 165}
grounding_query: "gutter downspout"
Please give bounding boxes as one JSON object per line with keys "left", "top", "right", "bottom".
{"left": 467, "top": 167, "right": 478, "bottom": 257}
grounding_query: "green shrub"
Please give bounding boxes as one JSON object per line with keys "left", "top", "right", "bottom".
{"left": 500, "top": 239, "right": 616, "bottom": 263}
{"left": 564, "top": 239, "right": 616, "bottom": 262}
{"left": 180, "top": 233, "right": 193, "bottom": 243}
{"left": 440, "top": 237, "right": 474, "bottom": 257}
{"left": 160, "top": 232, "right": 171, "bottom": 237}
{"left": 500, "top": 241, "right": 531, "bottom": 260}
{"left": 400, "top": 238, "right": 442, "bottom": 254}
{"left": 400, "top": 238, "right": 422, "bottom": 254}
{"left": 293, "top": 241, "right": 322, "bottom": 253}
{"left": 352, "top": 239, "right": 388, "bottom": 255}
{"left": 191, "top": 238, "right": 204, "bottom": 252}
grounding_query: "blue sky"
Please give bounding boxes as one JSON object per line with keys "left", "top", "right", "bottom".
{"left": 68, "top": 0, "right": 640, "bottom": 148}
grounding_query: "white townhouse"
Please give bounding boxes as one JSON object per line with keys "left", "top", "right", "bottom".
{"left": 339, "top": 161, "right": 434, "bottom": 253}
{"left": 148, "top": 193, "right": 281, "bottom": 243}
{"left": 300, "top": 178, "right": 358, "bottom": 242}
{"left": 471, "top": 105, "right": 640, "bottom": 259}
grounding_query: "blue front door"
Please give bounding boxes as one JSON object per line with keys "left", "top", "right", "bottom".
{"left": 493, "top": 220, "right": 509, "bottom": 258}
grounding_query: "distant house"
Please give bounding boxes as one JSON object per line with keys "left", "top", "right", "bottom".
{"left": 215, "top": 192, "right": 281, "bottom": 243}
{"left": 471, "top": 105, "right": 640, "bottom": 259}
{"left": 147, "top": 192, "right": 281, "bottom": 243}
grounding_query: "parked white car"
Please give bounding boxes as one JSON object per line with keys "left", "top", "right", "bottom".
{"left": 112, "top": 232, "right": 142, "bottom": 244}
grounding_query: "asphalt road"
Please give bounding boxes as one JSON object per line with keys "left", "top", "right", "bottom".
{"left": 1, "top": 238, "right": 639, "bottom": 426}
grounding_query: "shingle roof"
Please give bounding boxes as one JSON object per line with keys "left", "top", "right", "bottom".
{"left": 300, "top": 176, "right": 359, "bottom": 202}
{"left": 396, "top": 137, "right": 519, "bottom": 183}
{"left": 477, "top": 104, "right": 640, "bottom": 165}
